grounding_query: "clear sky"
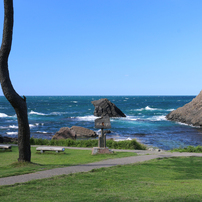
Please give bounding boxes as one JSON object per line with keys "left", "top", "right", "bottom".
{"left": 0, "top": 0, "right": 202, "bottom": 96}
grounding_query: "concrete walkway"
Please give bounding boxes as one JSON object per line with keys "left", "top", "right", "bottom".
{"left": 1, "top": 148, "right": 202, "bottom": 186}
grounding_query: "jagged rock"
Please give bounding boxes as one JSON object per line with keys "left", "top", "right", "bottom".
{"left": 52, "top": 126, "right": 97, "bottom": 140}
{"left": 91, "top": 98, "right": 126, "bottom": 117}
{"left": 166, "top": 90, "right": 202, "bottom": 126}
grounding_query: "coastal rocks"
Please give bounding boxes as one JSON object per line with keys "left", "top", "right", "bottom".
{"left": 52, "top": 126, "right": 97, "bottom": 140}
{"left": 0, "top": 135, "right": 18, "bottom": 143}
{"left": 52, "top": 127, "right": 76, "bottom": 140}
{"left": 70, "top": 126, "right": 97, "bottom": 138}
{"left": 91, "top": 98, "right": 126, "bottom": 117}
{"left": 166, "top": 90, "right": 202, "bottom": 126}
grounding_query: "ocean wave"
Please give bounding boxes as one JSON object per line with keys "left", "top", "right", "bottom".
{"left": 75, "top": 115, "right": 97, "bottom": 122}
{"left": 29, "top": 110, "right": 69, "bottom": 116}
{"left": 125, "top": 116, "right": 138, "bottom": 121}
{"left": 36, "top": 131, "right": 48, "bottom": 134}
{"left": 177, "top": 122, "right": 201, "bottom": 128}
{"left": 0, "top": 113, "right": 8, "bottom": 118}
{"left": 6, "top": 132, "right": 18, "bottom": 135}
{"left": 148, "top": 115, "right": 167, "bottom": 121}
{"left": 29, "top": 110, "right": 46, "bottom": 116}
{"left": 9, "top": 125, "right": 18, "bottom": 129}
{"left": 134, "top": 106, "right": 158, "bottom": 111}
{"left": 134, "top": 106, "right": 175, "bottom": 112}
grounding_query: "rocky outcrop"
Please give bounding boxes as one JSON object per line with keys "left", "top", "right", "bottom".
{"left": 166, "top": 90, "right": 202, "bottom": 126}
{"left": 52, "top": 126, "right": 97, "bottom": 140}
{"left": 52, "top": 127, "right": 76, "bottom": 140}
{"left": 0, "top": 135, "right": 18, "bottom": 143}
{"left": 70, "top": 126, "right": 97, "bottom": 138}
{"left": 91, "top": 98, "right": 126, "bottom": 117}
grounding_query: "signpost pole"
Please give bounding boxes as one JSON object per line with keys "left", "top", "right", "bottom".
{"left": 92, "top": 116, "right": 112, "bottom": 154}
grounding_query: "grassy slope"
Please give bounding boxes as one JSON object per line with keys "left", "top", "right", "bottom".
{"left": 0, "top": 146, "right": 137, "bottom": 178}
{"left": 1, "top": 157, "right": 202, "bottom": 201}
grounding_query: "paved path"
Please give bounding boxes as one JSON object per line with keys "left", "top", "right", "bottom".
{"left": 1, "top": 148, "right": 202, "bottom": 186}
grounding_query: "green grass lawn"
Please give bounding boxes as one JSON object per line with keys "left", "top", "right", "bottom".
{"left": 0, "top": 146, "right": 137, "bottom": 178}
{"left": 1, "top": 156, "right": 202, "bottom": 201}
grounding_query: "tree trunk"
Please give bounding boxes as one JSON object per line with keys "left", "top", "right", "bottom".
{"left": 0, "top": 0, "right": 31, "bottom": 162}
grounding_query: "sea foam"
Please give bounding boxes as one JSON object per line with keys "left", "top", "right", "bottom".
{"left": 76, "top": 115, "right": 97, "bottom": 122}
{"left": 29, "top": 110, "right": 46, "bottom": 116}
{"left": 6, "top": 132, "right": 18, "bottom": 135}
{"left": 0, "top": 113, "right": 8, "bottom": 118}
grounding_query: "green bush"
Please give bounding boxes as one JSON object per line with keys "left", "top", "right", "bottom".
{"left": 171, "top": 145, "right": 202, "bottom": 153}
{"left": 30, "top": 137, "right": 146, "bottom": 150}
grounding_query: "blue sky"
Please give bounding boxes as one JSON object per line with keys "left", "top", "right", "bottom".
{"left": 0, "top": 0, "right": 202, "bottom": 96}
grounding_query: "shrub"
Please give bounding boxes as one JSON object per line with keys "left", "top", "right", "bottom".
{"left": 171, "top": 145, "right": 202, "bottom": 153}
{"left": 30, "top": 138, "right": 146, "bottom": 150}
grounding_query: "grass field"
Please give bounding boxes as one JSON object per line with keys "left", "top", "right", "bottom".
{"left": 1, "top": 156, "right": 202, "bottom": 201}
{"left": 0, "top": 146, "right": 137, "bottom": 178}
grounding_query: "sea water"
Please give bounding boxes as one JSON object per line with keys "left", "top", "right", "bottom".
{"left": 1, "top": 96, "right": 202, "bottom": 150}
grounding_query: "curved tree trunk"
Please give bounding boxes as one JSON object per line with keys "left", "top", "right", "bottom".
{"left": 0, "top": 0, "right": 31, "bottom": 162}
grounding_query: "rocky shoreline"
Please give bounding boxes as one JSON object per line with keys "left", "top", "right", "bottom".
{"left": 166, "top": 90, "right": 202, "bottom": 127}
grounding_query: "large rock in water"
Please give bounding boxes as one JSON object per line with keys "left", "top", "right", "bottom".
{"left": 91, "top": 98, "right": 126, "bottom": 117}
{"left": 52, "top": 126, "right": 97, "bottom": 140}
{"left": 166, "top": 90, "right": 202, "bottom": 126}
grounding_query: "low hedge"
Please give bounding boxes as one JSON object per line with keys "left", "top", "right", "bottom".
{"left": 30, "top": 138, "right": 147, "bottom": 150}
{"left": 171, "top": 145, "right": 202, "bottom": 153}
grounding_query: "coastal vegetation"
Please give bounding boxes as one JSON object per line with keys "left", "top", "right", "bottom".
{"left": 0, "top": 146, "right": 137, "bottom": 178}
{"left": 171, "top": 145, "right": 202, "bottom": 153}
{"left": 1, "top": 156, "right": 202, "bottom": 201}
{"left": 29, "top": 138, "right": 147, "bottom": 150}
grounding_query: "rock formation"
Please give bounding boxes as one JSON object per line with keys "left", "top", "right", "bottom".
{"left": 52, "top": 126, "right": 97, "bottom": 140}
{"left": 52, "top": 127, "right": 76, "bottom": 140}
{"left": 91, "top": 98, "right": 126, "bottom": 117}
{"left": 70, "top": 126, "right": 97, "bottom": 138}
{"left": 0, "top": 135, "right": 18, "bottom": 143}
{"left": 166, "top": 90, "right": 202, "bottom": 126}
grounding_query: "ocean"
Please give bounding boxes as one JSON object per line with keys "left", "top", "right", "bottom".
{"left": 0, "top": 95, "right": 202, "bottom": 150}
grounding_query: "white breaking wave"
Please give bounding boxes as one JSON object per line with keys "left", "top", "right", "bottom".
{"left": 29, "top": 110, "right": 46, "bottom": 116}
{"left": 177, "top": 122, "right": 201, "bottom": 128}
{"left": 134, "top": 106, "right": 158, "bottom": 111}
{"left": 9, "top": 125, "right": 18, "bottom": 129}
{"left": 134, "top": 106, "right": 174, "bottom": 112}
{"left": 145, "top": 106, "right": 158, "bottom": 111}
{"left": 125, "top": 116, "right": 138, "bottom": 121}
{"left": 166, "top": 109, "right": 175, "bottom": 111}
{"left": 29, "top": 110, "right": 68, "bottom": 116}
{"left": 148, "top": 115, "right": 167, "bottom": 121}
{"left": 50, "top": 112, "right": 69, "bottom": 116}
{"left": 29, "top": 124, "right": 36, "bottom": 128}
{"left": 76, "top": 115, "right": 97, "bottom": 122}
{"left": 6, "top": 132, "right": 18, "bottom": 135}
{"left": 0, "top": 113, "right": 8, "bottom": 118}
{"left": 36, "top": 131, "right": 48, "bottom": 134}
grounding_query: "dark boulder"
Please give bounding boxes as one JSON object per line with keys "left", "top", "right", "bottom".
{"left": 52, "top": 126, "right": 97, "bottom": 140}
{"left": 166, "top": 90, "right": 202, "bottom": 126}
{"left": 0, "top": 136, "right": 18, "bottom": 143}
{"left": 0, "top": 135, "right": 3, "bottom": 143}
{"left": 91, "top": 98, "right": 126, "bottom": 117}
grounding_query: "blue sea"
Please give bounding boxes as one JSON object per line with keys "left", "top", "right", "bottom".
{"left": 1, "top": 96, "right": 202, "bottom": 150}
